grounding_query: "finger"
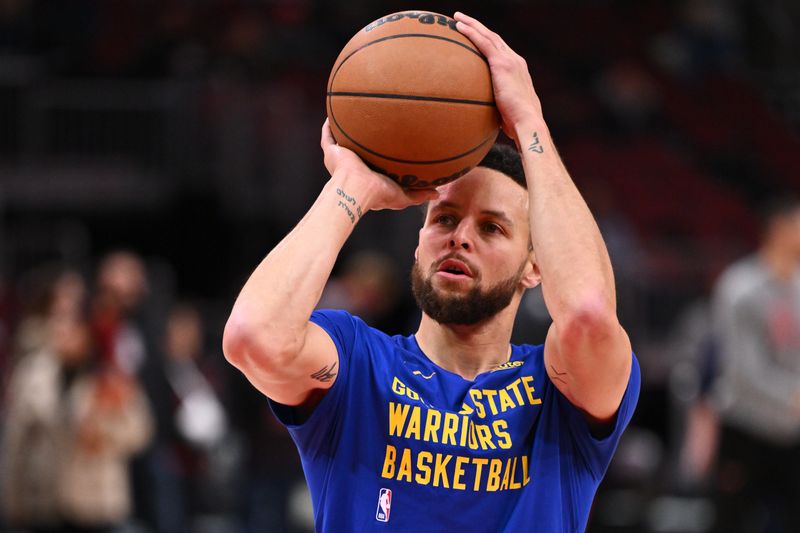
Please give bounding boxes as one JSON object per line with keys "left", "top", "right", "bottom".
{"left": 405, "top": 188, "right": 440, "bottom": 205}
{"left": 454, "top": 19, "right": 495, "bottom": 56}
{"left": 454, "top": 12, "right": 508, "bottom": 49}
{"left": 320, "top": 118, "right": 335, "bottom": 149}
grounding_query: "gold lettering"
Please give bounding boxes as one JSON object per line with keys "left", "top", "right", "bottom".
{"left": 493, "top": 419, "right": 512, "bottom": 449}
{"left": 522, "top": 455, "right": 531, "bottom": 485}
{"left": 397, "top": 447, "right": 413, "bottom": 482}
{"left": 509, "top": 457, "right": 521, "bottom": 490}
{"left": 433, "top": 454, "right": 452, "bottom": 488}
{"left": 415, "top": 451, "right": 433, "bottom": 485}
{"left": 475, "top": 424, "right": 496, "bottom": 450}
{"left": 469, "top": 389, "right": 486, "bottom": 418}
{"left": 521, "top": 376, "right": 542, "bottom": 405}
{"left": 391, "top": 377, "right": 405, "bottom": 395}
{"left": 388, "top": 402, "right": 410, "bottom": 437}
{"left": 381, "top": 445, "right": 396, "bottom": 478}
{"left": 500, "top": 458, "right": 511, "bottom": 490}
{"left": 498, "top": 388, "right": 516, "bottom": 412}
{"left": 459, "top": 414, "right": 470, "bottom": 447}
{"left": 468, "top": 421, "right": 479, "bottom": 450}
{"left": 482, "top": 389, "right": 499, "bottom": 415}
{"left": 486, "top": 459, "right": 503, "bottom": 491}
{"left": 404, "top": 406, "right": 421, "bottom": 440}
{"left": 506, "top": 378, "right": 525, "bottom": 405}
{"left": 452, "top": 456, "right": 469, "bottom": 490}
{"left": 442, "top": 412, "right": 459, "bottom": 445}
{"left": 472, "top": 458, "right": 488, "bottom": 491}
{"left": 423, "top": 408, "right": 441, "bottom": 443}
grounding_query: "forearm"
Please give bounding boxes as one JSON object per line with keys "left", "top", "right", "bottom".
{"left": 515, "top": 120, "right": 616, "bottom": 324}
{"left": 226, "top": 172, "right": 370, "bottom": 354}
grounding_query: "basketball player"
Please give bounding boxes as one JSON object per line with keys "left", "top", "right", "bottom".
{"left": 224, "top": 12, "right": 639, "bottom": 532}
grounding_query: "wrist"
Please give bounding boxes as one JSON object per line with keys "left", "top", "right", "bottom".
{"left": 512, "top": 119, "right": 549, "bottom": 147}
{"left": 326, "top": 171, "right": 374, "bottom": 222}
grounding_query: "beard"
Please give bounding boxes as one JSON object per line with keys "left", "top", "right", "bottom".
{"left": 411, "top": 259, "right": 525, "bottom": 326}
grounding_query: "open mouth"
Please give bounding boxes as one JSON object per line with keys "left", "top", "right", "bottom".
{"left": 436, "top": 258, "right": 474, "bottom": 279}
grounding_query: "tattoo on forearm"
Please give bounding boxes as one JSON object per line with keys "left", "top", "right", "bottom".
{"left": 528, "top": 132, "right": 544, "bottom": 154}
{"left": 336, "top": 188, "right": 363, "bottom": 224}
{"left": 549, "top": 364, "right": 567, "bottom": 385}
{"left": 310, "top": 361, "right": 338, "bottom": 382}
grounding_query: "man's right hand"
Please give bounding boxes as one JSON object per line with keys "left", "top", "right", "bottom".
{"left": 320, "top": 119, "right": 438, "bottom": 212}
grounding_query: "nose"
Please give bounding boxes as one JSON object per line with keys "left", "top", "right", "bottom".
{"left": 449, "top": 222, "right": 473, "bottom": 250}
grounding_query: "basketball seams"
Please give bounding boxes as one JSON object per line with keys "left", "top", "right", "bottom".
{"left": 326, "top": 100, "right": 498, "bottom": 165}
{"left": 327, "top": 92, "right": 495, "bottom": 107}
{"left": 325, "top": 16, "right": 500, "bottom": 185}
{"left": 327, "top": 33, "right": 486, "bottom": 95}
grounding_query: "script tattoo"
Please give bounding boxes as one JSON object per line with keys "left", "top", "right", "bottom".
{"left": 528, "top": 132, "right": 544, "bottom": 154}
{"left": 310, "top": 361, "right": 338, "bottom": 382}
{"left": 549, "top": 365, "right": 567, "bottom": 385}
{"left": 335, "top": 188, "right": 363, "bottom": 224}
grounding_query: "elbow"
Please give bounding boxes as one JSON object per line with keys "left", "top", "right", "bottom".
{"left": 222, "top": 315, "right": 301, "bottom": 371}
{"left": 555, "top": 296, "right": 620, "bottom": 350}
{"left": 222, "top": 317, "right": 250, "bottom": 368}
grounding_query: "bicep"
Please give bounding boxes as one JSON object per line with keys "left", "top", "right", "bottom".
{"left": 235, "top": 321, "right": 341, "bottom": 408}
{"left": 544, "top": 320, "right": 632, "bottom": 424}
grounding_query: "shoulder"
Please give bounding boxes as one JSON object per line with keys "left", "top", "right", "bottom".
{"left": 310, "top": 309, "right": 399, "bottom": 356}
{"left": 714, "top": 255, "right": 768, "bottom": 305}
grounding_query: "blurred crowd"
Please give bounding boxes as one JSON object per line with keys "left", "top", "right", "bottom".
{"left": 0, "top": 251, "right": 307, "bottom": 533}
{"left": 0, "top": 0, "right": 800, "bottom": 532}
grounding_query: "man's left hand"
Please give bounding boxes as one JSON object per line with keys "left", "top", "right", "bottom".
{"left": 454, "top": 12, "right": 543, "bottom": 148}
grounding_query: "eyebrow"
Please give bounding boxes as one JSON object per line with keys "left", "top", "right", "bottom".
{"left": 432, "top": 201, "right": 515, "bottom": 227}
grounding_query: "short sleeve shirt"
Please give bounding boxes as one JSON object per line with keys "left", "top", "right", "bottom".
{"left": 270, "top": 310, "right": 640, "bottom": 532}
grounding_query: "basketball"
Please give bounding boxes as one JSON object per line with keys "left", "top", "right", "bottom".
{"left": 326, "top": 11, "right": 500, "bottom": 189}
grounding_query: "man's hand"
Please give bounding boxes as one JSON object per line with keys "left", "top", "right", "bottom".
{"left": 454, "top": 12, "right": 542, "bottom": 148}
{"left": 321, "top": 119, "right": 438, "bottom": 212}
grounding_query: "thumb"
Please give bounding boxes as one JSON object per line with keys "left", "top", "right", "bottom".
{"left": 405, "top": 188, "right": 440, "bottom": 205}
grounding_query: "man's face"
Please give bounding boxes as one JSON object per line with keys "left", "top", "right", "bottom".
{"left": 412, "top": 167, "right": 539, "bottom": 325}
{"left": 771, "top": 208, "right": 800, "bottom": 259}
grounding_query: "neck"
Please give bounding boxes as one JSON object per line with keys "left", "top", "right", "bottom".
{"left": 414, "top": 303, "right": 518, "bottom": 381}
{"left": 759, "top": 243, "right": 798, "bottom": 282}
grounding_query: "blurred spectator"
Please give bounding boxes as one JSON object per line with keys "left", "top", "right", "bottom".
{"left": 651, "top": 0, "right": 743, "bottom": 78}
{"left": 14, "top": 265, "right": 87, "bottom": 361}
{"left": 317, "top": 250, "right": 403, "bottom": 331}
{"left": 148, "top": 303, "right": 234, "bottom": 533}
{"left": 91, "top": 251, "right": 149, "bottom": 375}
{"left": 595, "top": 61, "right": 663, "bottom": 137}
{"left": 90, "top": 251, "right": 165, "bottom": 531}
{"left": 2, "top": 312, "right": 153, "bottom": 532}
{"left": 710, "top": 196, "right": 800, "bottom": 532}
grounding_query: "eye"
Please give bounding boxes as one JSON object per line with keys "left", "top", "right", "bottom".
{"left": 434, "top": 214, "right": 456, "bottom": 226}
{"left": 482, "top": 222, "right": 503, "bottom": 235}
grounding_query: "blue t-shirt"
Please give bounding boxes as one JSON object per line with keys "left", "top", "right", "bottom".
{"left": 270, "top": 310, "right": 640, "bottom": 532}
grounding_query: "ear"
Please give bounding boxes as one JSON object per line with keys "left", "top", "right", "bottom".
{"left": 520, "top": 251, "right": 541, "bottom": 289}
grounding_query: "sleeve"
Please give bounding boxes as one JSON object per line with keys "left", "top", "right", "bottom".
{"left": 555, "top": 353, "right": 641, "bottom": 480}
{"left": 267, "top": 309, "right": 358, "bottom": 457}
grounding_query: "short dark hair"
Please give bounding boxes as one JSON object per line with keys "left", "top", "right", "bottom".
{"left": 478, "top": 143, "right": 526, "bottom": 188}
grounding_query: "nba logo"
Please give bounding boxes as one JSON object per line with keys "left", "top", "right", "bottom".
{"left": 375, "top": 488, "right": 392, "bottom": 522}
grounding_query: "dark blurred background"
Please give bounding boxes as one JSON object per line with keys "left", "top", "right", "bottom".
{"left": 1, "top": 1, "right": 800, "bottom": 532}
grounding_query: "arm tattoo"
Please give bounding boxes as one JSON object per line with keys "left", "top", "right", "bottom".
{"left": 549, "top": 364, "right": 567, "bottom": 385}
{"left": 528, "top": 132, "right": 544, "bottom": 154}
{"left": 310, "top": 361, "right": 338, "bottom": 382}
{"left": 335, "top": 188, "right": 363, "bottom": 224}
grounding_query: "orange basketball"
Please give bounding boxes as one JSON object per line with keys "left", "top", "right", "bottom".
{"left": 326, "top": 11, "right": 500, "bottom": 189}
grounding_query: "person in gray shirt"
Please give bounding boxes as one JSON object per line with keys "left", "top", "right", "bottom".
{"left": 711, "top": 196, "right": 800, "bottom": 533}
